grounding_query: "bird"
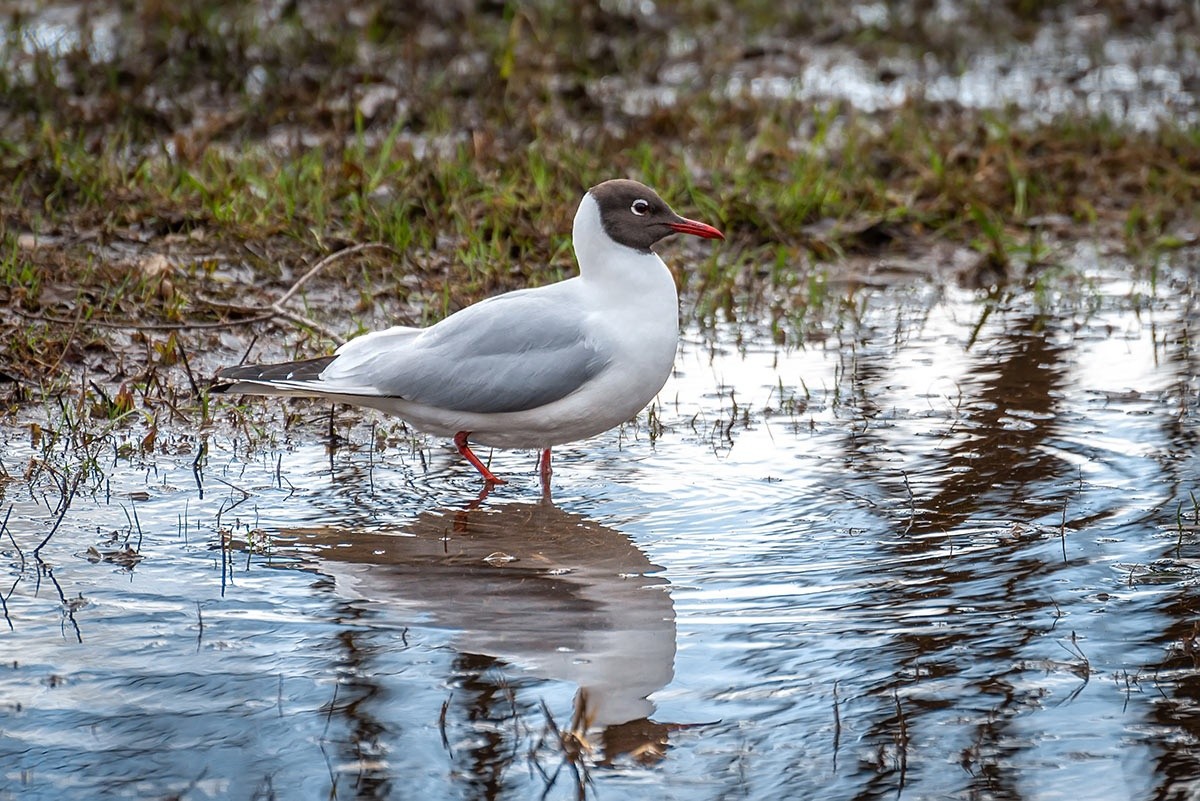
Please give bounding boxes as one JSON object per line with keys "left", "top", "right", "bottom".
{"left": 211, "top": 179, "right": 724, "bottom": 485}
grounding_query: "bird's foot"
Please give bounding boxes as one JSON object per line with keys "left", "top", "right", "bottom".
{"left": 454, "top": 431, "right": 507, "bottom": 485}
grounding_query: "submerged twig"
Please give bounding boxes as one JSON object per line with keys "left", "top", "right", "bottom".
{"left": 175, "top": 336, "right": 202, "bottom": 399}
{"left": 902, "top": 470, "right": 916, "bottom": 533}
{"left": 319, "top": 679, "right": 342, "bottom": 789}
{"left": 894, "top": 689, "right": 908, "bottom": 790}
{"left": 1, "top": 505, "right": 21, "bottom": 570}
{"left": 218, "top": 525, "right": 229, "bottom": 596}
{"left": 832, "top": 680, "right": 841, "bottom": 771}
{"left": 129, "top": 503, "right": 144, "bottom": 553}
{"left": 33, "top": 470, "right": 84, "bottom": 558}
{"left": 195, "top": 601, "right": 204, "bottom": 652}
{"left": 1060, "top": 499, "right": 1068, "bottom": 563}
{"left": 0, "top": 582, "right": 10, "bottom": 631}
{"left": 0, "top": 506, "right": 14, "bottom": 631}
{"left": 438, "top": 694, "right": 453, "bottom": 755}
{"left": 192, "top": 439, "right": 207, "bottom": 500}
{"left": 41, "top": 566, "right": 83, "bottom": 643}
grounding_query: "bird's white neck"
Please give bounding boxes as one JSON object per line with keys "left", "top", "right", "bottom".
{"left": 572, "top": 192, "right": 674, "bottom": 295}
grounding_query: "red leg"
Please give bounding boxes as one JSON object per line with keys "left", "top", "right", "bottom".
{"left": 538, "top": 448, "right": 552, "bottom": 498}
{"left": 453, "top": 431, "right": 506, "bottom": 484}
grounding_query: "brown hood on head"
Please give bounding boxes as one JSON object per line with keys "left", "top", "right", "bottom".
{"left": 588, "top": 179, "right": 724, "bottom": 252}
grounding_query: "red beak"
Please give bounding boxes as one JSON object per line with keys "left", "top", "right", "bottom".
{"left": 667, "top": 217, "right": 725, "bottom": 240}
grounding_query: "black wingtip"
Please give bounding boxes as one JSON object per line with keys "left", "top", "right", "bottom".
{"left": 210, "top": 355, "right": 337, "bottom": 393}
{"left": 208, "top": 374, "right": 237, "bottom": 394}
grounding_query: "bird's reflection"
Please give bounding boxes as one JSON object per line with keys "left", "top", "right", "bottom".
{"left": 282, "top": 496, "right": 678, "bottom": 767}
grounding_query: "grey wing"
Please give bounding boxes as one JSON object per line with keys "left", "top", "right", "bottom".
{"left": 325, "top": 290, "right": 611, "bottom": 414}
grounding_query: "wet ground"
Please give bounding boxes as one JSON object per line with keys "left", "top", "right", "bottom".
{"left": 3, "top": 245, "right": 1198, "bottom": 800}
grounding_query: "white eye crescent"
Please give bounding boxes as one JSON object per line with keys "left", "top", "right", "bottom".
{"left": 631, "top": 199, "right": 650, "bottom": 216}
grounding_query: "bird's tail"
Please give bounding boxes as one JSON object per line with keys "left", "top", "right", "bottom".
{"left": 210, "top": 356, "right": 337, "bottom": 396}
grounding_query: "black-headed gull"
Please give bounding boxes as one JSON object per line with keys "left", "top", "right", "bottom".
{"left": 212, "top": 179, "right": 724, "bottom": 484}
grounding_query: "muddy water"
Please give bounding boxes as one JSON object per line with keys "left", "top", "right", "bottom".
{"left": 2, "top": 246, "right": 1199, "bottom": 800}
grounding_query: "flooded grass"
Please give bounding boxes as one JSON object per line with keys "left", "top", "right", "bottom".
{"left": 2, "top": 1, "right": 1200, "bottom": 799}
{"left": 3, "top": 103, "right": 1196, "bottom": 404}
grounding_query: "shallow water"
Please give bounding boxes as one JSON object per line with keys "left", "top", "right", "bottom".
{"left": 2, "top": 246, "right": 1199, "bottom": 800}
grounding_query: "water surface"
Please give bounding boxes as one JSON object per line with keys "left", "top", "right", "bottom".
{"left": 2, "top": 246, "right": 1199, "bottom": 800}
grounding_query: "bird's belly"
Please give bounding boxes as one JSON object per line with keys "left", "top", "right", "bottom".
{"left": 471, "top": 354, "right": 672, "bottom": 447}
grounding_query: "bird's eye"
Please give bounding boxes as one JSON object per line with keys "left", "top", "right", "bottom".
{"left": 630, "top": 199, "right": 650, "bottom": 216}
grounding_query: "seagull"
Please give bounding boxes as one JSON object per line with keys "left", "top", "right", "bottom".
{"left": 211, "top": 179, "right": 724, "bottom": 485}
